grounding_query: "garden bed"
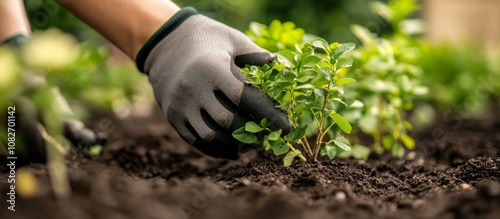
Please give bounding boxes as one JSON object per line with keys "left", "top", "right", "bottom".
{"left": 1, "top": 108, "right": 499, "bottom": 219}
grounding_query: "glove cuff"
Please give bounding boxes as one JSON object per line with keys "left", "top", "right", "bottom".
{"left": 1, "top": 34, "right": 29, "bottom": 49}
{"left": 135, "top": 7, "right": 199, "bottom": 73}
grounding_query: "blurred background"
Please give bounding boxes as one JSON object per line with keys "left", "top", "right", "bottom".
{"left": 24, "top": 0, "right": 395, "bottom": 44}
{"left": 23, "top": 0, "right": 500, "bottom": 47}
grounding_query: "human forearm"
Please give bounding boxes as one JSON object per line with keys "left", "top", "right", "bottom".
{"left": 0, "top": 0, "right": 31, "bottom": 42}
{"left": 56, "top": 0, "right": 180, "bottom": 59}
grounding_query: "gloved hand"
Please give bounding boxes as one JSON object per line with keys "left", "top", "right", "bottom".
{"left": 136, "top": 7, "right": 290, "bottom": 159}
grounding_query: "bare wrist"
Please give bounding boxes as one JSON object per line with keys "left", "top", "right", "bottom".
{"left": 59, "top": 0, "right": 180, "bottom": 59}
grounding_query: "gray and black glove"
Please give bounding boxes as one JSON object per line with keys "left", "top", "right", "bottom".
{"left": 136, "top": 7, "right": 290, "bottom": 159}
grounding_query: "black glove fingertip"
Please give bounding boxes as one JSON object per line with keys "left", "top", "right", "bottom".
{"left": 234, "top": 52, "right": 275, "bottom": 68}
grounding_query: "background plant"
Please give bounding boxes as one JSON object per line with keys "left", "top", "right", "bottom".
{"left": 0, "top": 29, "right": 151, "bottom": 157}
{"left": 1, "top": 28, "right": 153, "bottom": 197}
{"left": 343, "top": 24, "right": 427, "bottom": 156}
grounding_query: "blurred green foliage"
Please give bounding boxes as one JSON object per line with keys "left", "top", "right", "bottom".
{"left": 178, "top": 0, "right": 395, "bottom": 43}
{"left": 0, "top": 29, "right": 149, "bottom": 157}
{"left": 416, "top": 43, "right": 500, "bottom": 113}
{"left": 18, "top": 29, "right": 150, "bottom": 120}
{"left": 342, "top": 0, "right": 427, "bottom": 156}
{"left": 23, "top": 0, "right": 397, "bottom": 43}
{"left": 246, "top": 20, "right": 306, "bottom": 52}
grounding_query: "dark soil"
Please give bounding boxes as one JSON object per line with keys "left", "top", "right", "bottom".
{"left": 1, "top": 108, "right": 499, "bottom": 219}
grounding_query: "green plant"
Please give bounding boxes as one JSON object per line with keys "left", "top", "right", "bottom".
{"left": 344, "top": 25, "right": 427, "bottom": 156}
{"left": 0, "top": 29, "right": 150, "bottom": 157}
{"left": 233, "top": 37, "right": 358, "bottom": 166}
{"left": 338, "top": 0, "right": 426, "bottom": 156}
{"left": 416, "top": 42, "right": 500, "bottom": 113}
{"left": 178, "top": 0, "right": 391, "bottom": 43}
{"left": 246, "top": 20, "right": 306, "bottom": 52}
{"left": 234, "top": 0, "right": 429, "bottom": 163}
{"left": 1, "top": 28, "right": 153, "bottom": 196}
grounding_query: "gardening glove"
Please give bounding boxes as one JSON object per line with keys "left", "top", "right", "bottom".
{"left": 136, "top": 7, "right": 290, "bottom": 159}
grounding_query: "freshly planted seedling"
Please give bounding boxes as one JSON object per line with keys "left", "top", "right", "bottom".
{"left": 233, "top": 36, "right": 357, "bottom": 166}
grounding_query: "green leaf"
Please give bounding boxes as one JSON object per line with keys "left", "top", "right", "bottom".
{"left": 282, "top": 68, "right": 296, "bottom": 82}
{"left": 290, "top": 125, "right": 307, "bottom": 142}
{"left": 334, "top": 87, "right": 345, "bottom": 95}
{"left": 331, "top": 112, "right": 352, "bottom": 134}
{"left": 359, "top": 115, "right": 378, "bottom": 133}
{"left": 277, "top": 50, "right": 296, "bottom": 68}
{"left": 297, "top": 69, "right": 317, "bottom": 83}
{"left": 245, "top": 121, "right": 264, "bottom": 133}
{"left": 232, "top": 127, "right": 258, "bottom": 144}
{"left": 302, "top": 45, "right": 314, "bottom": 56}
{"left": 267, "top": 69, "right": 280, "bottom": 81}
{"left": 335, "top": 78, "right": 356, "bottom": 86}
{"left": 260, "top": 64, "right": 271, "bottom": 72}
{"left": 351, "top": 144, "right": 371, "bottom": 160}
{"left": 263, "top": 136, "right": 272, "bottom": 150}
{"left": 333, "top": 136, "right": 351, "bottom": 151}
{"left": 296, "top": 92, "right": 316, "bottom": 104}
{"left": 337, "top": 57, "right": 353, "bottom": 68}
{"left": 272, "top": 142, "right": 289, "bottom": 155}
{"left": 351, "top": 24, "right": 375, "bottom": 46}
{"left": 283, "top": 150, "right": 300, "bottom": 167}
{"left": 268, "top": 129, "right": 282, "bottom": 141}
{"left": 312, "top": 38, "right": 330, "bottom": 53}
{"left": 301, "top": 55, "right": 322, "bottom": 67}
{"left": 268, "top": 20, "right": 282, "bottom": 39}
{"left": 314, "top": 88, "right": 326, "bottom": 98}
{"left": 332, "top": 98, "right": 348, "bottom": 107}
{"left": 249, "top": 22, "right": 265, "bottom": 35}
{"left": 382, "top": 135, "right": 394, "bottom": 150}
{"left": 403, "top": 121, "right": 413, "bottom": 131}
{"left": 260, "top": 118, "right": 271, "bottom": 128}
{"left": 89, "top": 145, "right": 103, "bottom": 155}
{"left": 333, "top": 42, "right": 356, "bottom": 59}
{"left": 400, "top": 133, "right": 415, "bottom": 150}
{"left": 329, "top": 42, "right": 339, "bottom": 51}
{"left": 370, "top": 1, "right": 392, "bottom": 22}
{"left": 322, "top": 145, "right": 338, "bottom": 160}
{"left": 391, "top": 144, "right": 405, "bottom": 157}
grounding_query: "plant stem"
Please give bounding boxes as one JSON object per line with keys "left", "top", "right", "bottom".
{"left": 393, "top": 108, "right": 403, "bottom": 141}
{"left": 313, "top": 71, "right": 334, "bottom": 160}
{"left": 288, "top": 89, "right": 314, "bottom": 158}
{"left": 374, "top": 97, "right": 386, "bottom": 153}
{"left": 313, "top": 92, "right": 329, "bottom": 160}
{"left": 37, "top": 123, "right": 71, "bottom": 198}
{"left": 287, "top": 143, "right": 307, "bottom": 161}
{"left": 301, "top": 137, "right": 314, "bottom": 157}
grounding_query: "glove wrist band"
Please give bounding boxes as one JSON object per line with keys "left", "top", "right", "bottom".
{"left": 1, "top": 34, "right": 29, "bottom": 50}
{"left": 135, "top": 7, "right": 199, "bottom": 73}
